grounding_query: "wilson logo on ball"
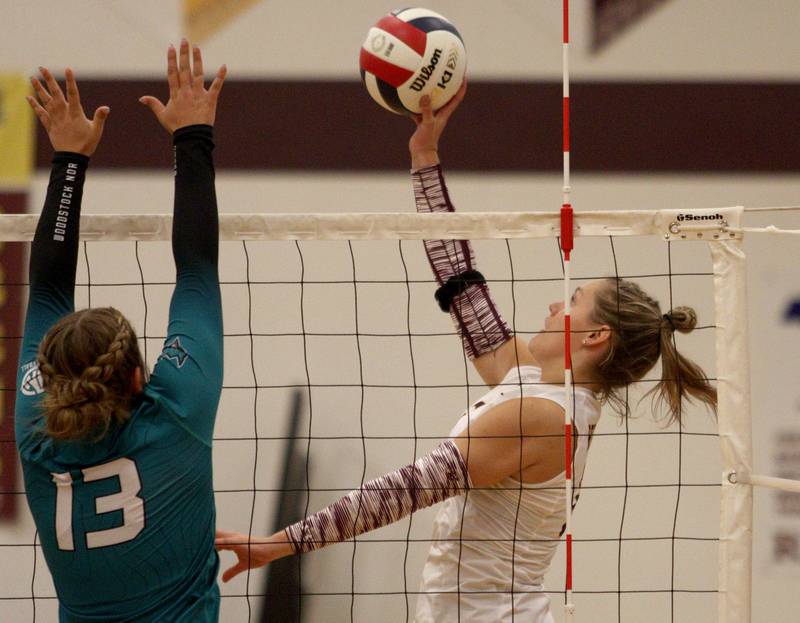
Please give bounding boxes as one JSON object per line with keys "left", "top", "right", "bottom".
{"left": 409, "top": 48, "right": 442, "bottom": 92}
{"left": 359, "top": 7, "right": 466, "bottom": 115}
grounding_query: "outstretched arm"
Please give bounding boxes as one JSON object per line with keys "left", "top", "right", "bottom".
{"left": 216, "top": 439, "right": 470, "bottom": 582}
{"left": 139, "top": 40, "right": 226, "bottom": 273}
{"left": 215, "top": 397, "right": 566, "bottom": 582}
{"left": 139, "top": 41, "right": 227, "bottom": 444}
{"left": 16, "top": 68, "right": 108, "bottom": 446}
{"left": 26, "top": 67, "right": 109, "bottom": 333}
{"left": 409, "top": 84, "right": 534, "bottom": 386}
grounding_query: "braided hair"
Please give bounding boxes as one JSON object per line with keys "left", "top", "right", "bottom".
{"left": 590, "top": 279, "right": 717, "bottom": 425}
{"left": 37, "top": 307, "right": 144, "bottom": 441}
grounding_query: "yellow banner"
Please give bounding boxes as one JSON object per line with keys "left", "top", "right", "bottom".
{"left": 183, "top": 0, "right": 261, "bottom": 43}
{"left": 0, "top": 74, "right": 34, "bottom": 187}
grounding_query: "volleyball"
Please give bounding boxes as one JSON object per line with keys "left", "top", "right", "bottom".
{"left": 359, "top": 7, "right": 466, "bottom": 115}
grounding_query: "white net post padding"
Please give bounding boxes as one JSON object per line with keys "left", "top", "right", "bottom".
{"left": 711, "top": 239, "right": 753, "bottom": 623}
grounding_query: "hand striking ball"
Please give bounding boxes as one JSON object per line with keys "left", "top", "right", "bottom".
{"left": 359, "top": 7, "right": 466, "bottom": 115}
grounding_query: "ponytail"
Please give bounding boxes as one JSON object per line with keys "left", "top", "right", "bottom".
{"left": 592, "top": 279, "right": 717, "bottom": 425}
{"left": 650, "top": 306, "right": 717, "bottom": 424}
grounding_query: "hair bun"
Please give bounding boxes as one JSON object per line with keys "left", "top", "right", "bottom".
{"left": 666, "top": 306, "right": 697, "bottom": 333}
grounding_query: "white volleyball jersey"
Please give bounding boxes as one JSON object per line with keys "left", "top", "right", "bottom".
{"left": 415, "top": 365, "right": 601, "bottom": 623}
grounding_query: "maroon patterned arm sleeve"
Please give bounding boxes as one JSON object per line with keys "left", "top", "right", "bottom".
{"left": 412, "top": 164, "right": 511, "bottom": 359}
{"left": 285, "top": 440, "right": 470, "bottom": 554}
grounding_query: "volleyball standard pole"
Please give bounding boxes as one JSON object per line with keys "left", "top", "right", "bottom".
{"left": 560, "top": 0, "right": 576, "bottom": 620}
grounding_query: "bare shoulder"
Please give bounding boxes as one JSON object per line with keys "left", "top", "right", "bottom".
{"left": 453, "top": 396, "right": 565, "bottom": 486}
{"left": 519, "top": 397, "right": 564, "bottom": 435}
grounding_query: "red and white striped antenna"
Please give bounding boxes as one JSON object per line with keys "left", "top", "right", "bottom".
{"left": 560, "top": 0, "right": 576, "bottom": 620}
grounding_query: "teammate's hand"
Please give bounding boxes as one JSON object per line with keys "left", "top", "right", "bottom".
{"left": 408, "top": 80, "right": 466, "bottom": 169}
{"left": 139, "top": 39, "right": 226, "bottom": 134}
{"left": 214, "top": 530, "right": 294, "bottom": 582}
{"left": 27, "top": 67, "right": 109, "bottom": 157}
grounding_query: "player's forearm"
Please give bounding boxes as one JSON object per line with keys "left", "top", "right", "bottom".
{"left": 284, "top": 440, "right": 470, "bottom": 554}
{"left": 410, "top": 164, "right": 512, "bottom": 359}
{"left": 172, "top": 124, "right": 218, "bottom": 271}
{"left": 266, "top": 532, "right": 295, "bottom": 561}
{"left": 244, "top": 532, "right": 295, "bottom": 562}
{"left": 411, "top": 163, "right": 472, "bottom": 280}
{"left": 29, "top": 153, "right": 88, "bottom": 295}
{"left": 411, "top": 162, "right": 455, "bottom": 218}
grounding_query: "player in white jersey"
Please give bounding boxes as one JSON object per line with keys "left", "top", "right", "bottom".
{"left": 215, "top": 84, "right": 717, "bottom": 622}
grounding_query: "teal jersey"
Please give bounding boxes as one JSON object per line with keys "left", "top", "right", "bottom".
{"left": 16, "top": 129, "right": 223, "bottom": 622}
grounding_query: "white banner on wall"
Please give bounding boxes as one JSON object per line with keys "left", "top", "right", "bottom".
{"left": 767, "top": 291, "right": 800, "bottom": 570}
{"left": 751, "top": 245, "right": 800, "bottom": 575}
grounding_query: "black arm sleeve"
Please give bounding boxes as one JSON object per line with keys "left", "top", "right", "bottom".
{"left": 172, "top": 124, "right": 218, "bottom": 271}
{"left": 16, "top": 153, "right": 89, "bottom": 447}
{"left": 145, "top": 124, "right": 222, "bottom": 445}
{"left": 29, "top": 152, "right": 89, "bottom": 295}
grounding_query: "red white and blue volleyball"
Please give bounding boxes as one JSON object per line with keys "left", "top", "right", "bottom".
{"left": 360, "top": 8, "right": 466, "bottom": 115}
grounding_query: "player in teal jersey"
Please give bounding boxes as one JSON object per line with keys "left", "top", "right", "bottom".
{"left": 16, "top": 41, "right": 226, "bottom": 622}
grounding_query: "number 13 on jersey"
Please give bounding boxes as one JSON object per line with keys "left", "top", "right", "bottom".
{"left": 51, "top": 457, "right": 145, "bottom": 550}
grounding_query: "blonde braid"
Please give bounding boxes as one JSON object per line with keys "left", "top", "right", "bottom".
{"left": 37, "top": 308, "right": 143, "bottom": 441}
{"left": 81, "top": 311, "right": 130, "bottom": 385}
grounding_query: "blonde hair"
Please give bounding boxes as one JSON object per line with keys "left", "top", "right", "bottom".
{"left": 37, "top": 307, "right": 144, "bottom": 441}
{"left": 591, "top": 278, "right": 717, "bottom": 424}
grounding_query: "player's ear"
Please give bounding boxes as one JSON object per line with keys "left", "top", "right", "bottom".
{"left": 582, "top": 326, "right": 611, "bottom": 347}
{"left": 593, "top": 325, "right": 612, "bottom": 345}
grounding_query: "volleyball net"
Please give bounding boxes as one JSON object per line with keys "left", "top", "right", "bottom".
{"left": 0, "top": 207, "right": 791, "bottom": 622}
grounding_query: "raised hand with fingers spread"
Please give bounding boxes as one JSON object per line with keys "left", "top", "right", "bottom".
{"left": 140, "top": 38, "right": 226, "bottom": 134}
{"left": 27, "top": 67, "right": 109, "bottom": 156}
